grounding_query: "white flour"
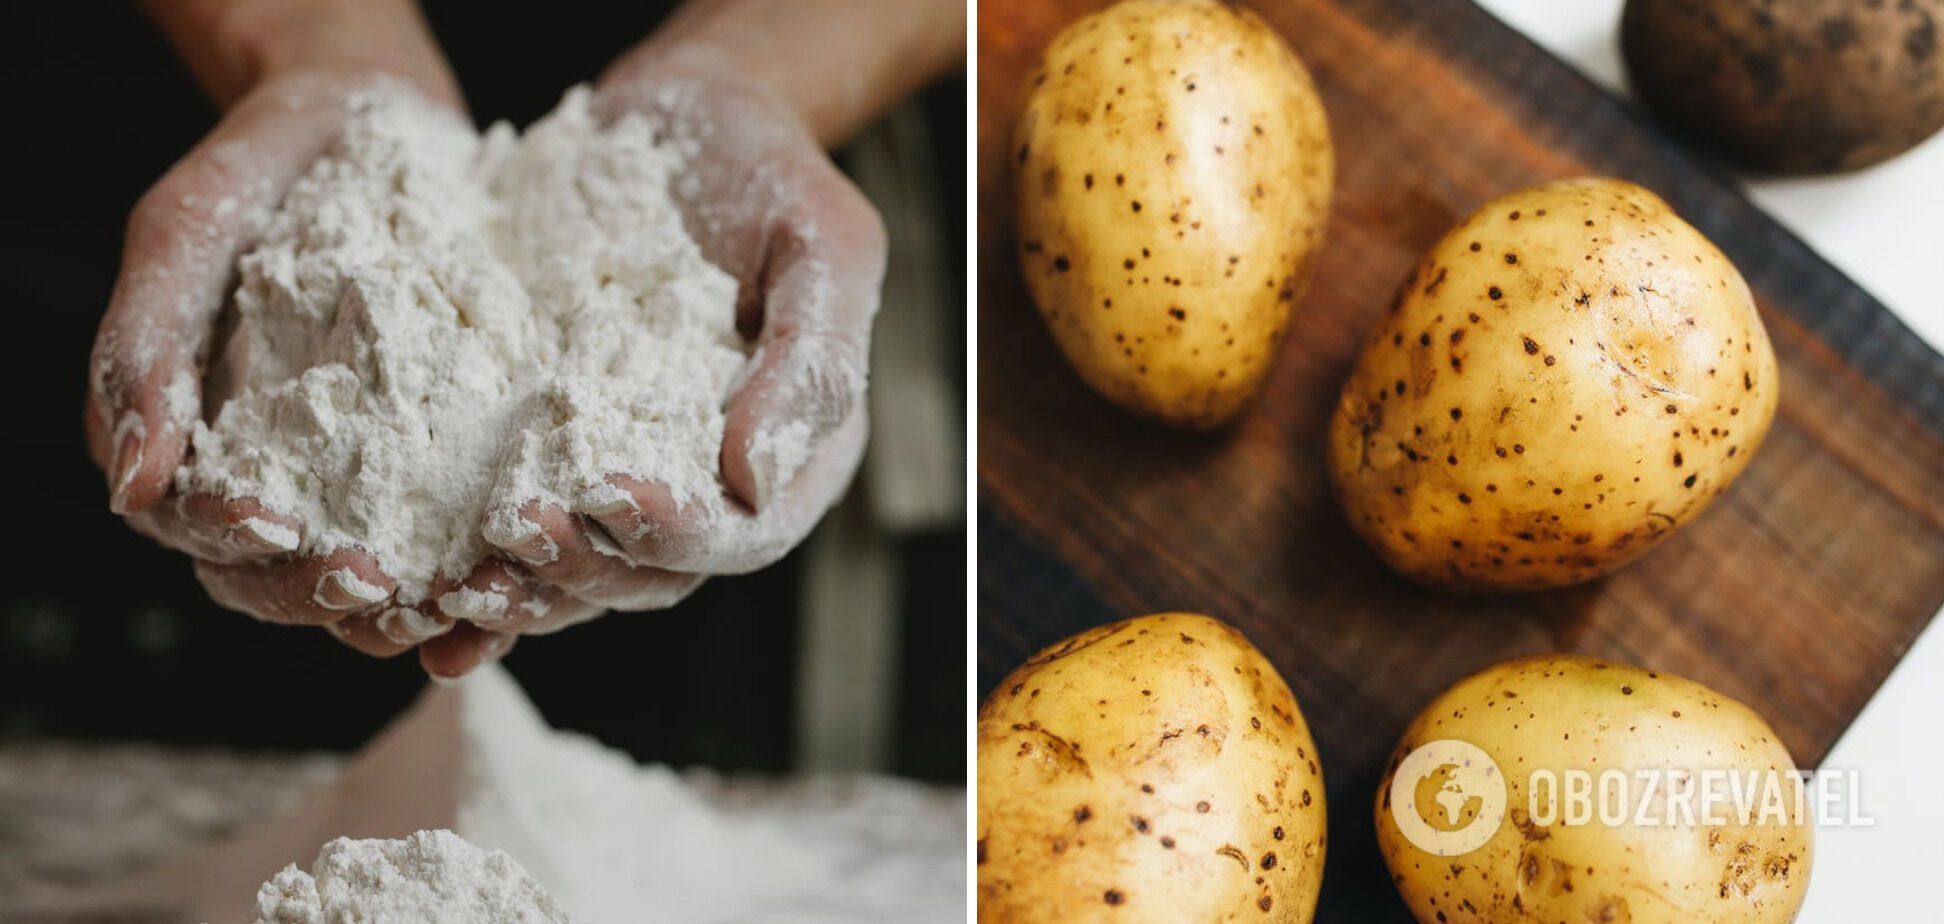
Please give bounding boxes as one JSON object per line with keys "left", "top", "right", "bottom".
{"left": 235, "top": 667, "right": 963, "bottom": 923}
{"left": 250, "top": 829, "right": 579, "bottom": 923}
{"left": 183, "top": 86, "right": 746, "bottom": 602}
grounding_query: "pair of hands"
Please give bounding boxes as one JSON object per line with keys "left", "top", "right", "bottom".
{"left": 86, "top": 18, "right": 885, "bottom": 677}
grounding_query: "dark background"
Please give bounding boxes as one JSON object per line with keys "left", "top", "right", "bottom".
{"left": 0, "top": 2, "right": 965, "bottom": 782}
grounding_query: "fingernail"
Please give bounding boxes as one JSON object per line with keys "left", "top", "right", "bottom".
{"left": 746, "top": 422, "right": 810, "bottom": 513}
{"left": 313, "top": 568, "right": 389, "bottom": 610}
{"left": 438, "top": 587, "right": 509, "bottom": 623}
{"left": 235, "top": 517, "right": 301, "bottom": 553}
{"left": 427, "top": 670, "right": 464, "bottom": 686}
{"left": 583, "top": 526, "right": 633, "bottom": 562}
{"left": 483, "top": 508, "right": 558, "bottom": 565}
{"left": 582, "top": 485, "right": 639, "bottom": 524}
{"left": 378, "top": 606, "right": 451, "bottom": 645}
{"left": 108, "top": 414, "right": 146, "bottom": 515}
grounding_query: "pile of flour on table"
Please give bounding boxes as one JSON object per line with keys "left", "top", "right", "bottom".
{"left": 240, "top": 666, "right": 962, "bottom": 923}
{"left": 182, "top": 85, "right": 746, "bottom": 603}
{"left": 251, "top": 829, "right": 580, "bottom": 923}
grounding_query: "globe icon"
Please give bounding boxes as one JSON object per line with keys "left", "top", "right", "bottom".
{"left": 1389, "top": 740, "right": 1507, "bottom": 856}
{"left": 1414, "top": 762, "right": 1485, "bottom": 832}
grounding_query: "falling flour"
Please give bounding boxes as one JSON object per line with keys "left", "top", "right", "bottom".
{"left": 183, "top": 86, "right": 746, "bottom": 602}
{"left": 250, "top": 829, "right": 579, "bottom": 923}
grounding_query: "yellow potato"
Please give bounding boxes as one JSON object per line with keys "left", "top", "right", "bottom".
{"left": 1013, "top": 0, "right": 1333, "bottom": 428}
{"left": 978, "top": 613, "right": 1326, "bottom": 922}
{"left": 1328, "top": 178, "right": 1779, "bottom": 591}
{"left": 1375, "top": 654, "right": 1812, "bottom": 923}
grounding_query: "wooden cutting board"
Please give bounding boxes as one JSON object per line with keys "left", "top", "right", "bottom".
{"left": 977, "top": 0, "right": 1944, "bottom": 918}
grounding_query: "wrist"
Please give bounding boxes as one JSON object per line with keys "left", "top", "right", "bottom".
{"left": 143, "top": 0, "right": 460, "bottom": 111}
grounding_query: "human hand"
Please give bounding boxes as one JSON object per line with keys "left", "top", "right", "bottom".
{"left": 477, "top": 47, "right": 886, "bottom": 613}
{"left": 86, "top": 0, "right": 581, "bottom": 677}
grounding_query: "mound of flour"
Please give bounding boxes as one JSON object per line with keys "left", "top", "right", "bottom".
{"left": 182, "top": 86, "right": 745, "bottom": 602}
{"left": 250, "top": 829, "right": 580, "bottom": 923}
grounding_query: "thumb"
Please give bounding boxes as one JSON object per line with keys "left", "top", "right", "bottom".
{"left": 719, "top": 171, "right": 885, "bottom": 512}
{"left": 86, "top": 77, "right": 359, "bottom": 513}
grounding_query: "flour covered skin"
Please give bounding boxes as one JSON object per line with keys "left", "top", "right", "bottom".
{"left": 252, "top": 829, "right": 582, "bottom": 923}
{"left": 181, "top": 86, "right": 746, "bottom": 604}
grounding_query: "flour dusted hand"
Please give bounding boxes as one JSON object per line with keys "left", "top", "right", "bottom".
{"left": 478, "top": 53, "right": 886, "bottom": 603}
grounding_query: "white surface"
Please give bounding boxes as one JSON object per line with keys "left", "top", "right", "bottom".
{"left": 1474, "top": 2, "right": 1944, "bottom": 919}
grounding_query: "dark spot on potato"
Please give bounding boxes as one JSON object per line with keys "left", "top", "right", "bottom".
{"left": 1196, "top": 801, "right": 1211, "bottom": 813}
{"left": 1161, "top": 836, "right": 1176, "bottom": 849}
{"left": 1622, "top": 685, "right": 1634, "bottom": 695}
{"left": 1523, "top": 336, "right": 1540, "bottom": 355}
{"left": 1261, "top": 852, "right": 1278, "bottom": 870}
{"left": 1489, "top": 286, "right": 1503, "bottom": 301}
{"left": 1084, "top": 174, "right": 1094, "bottom": 189}
{"left": 1420, "top": 333, "right": 1432, "bottom": 346}
{"left": 1684, "top": 474, "right": 1698, "bottom": 488}
{"left": 1469, "top": 241, "right": 1481, "bottom": 252}
{"left": 1673, "top": 451, "right": 1684, "bottom": 467}
{"left": 1131, "top": 200, "right": 1142, "bottom": 212}
{"left": 1075, "top": 805, "right": 1092, "bottom": 823}
{"left": 1504, "top": 253, "right": 1519, "bottom": 264}
{"left": 1169, "top": 307, "right": 1186, "bottom": 321}
{"left": 1450, "top": 407, "right": 1463, "bottom": 421}
{"left": 1273, "top": 826, "right": 1284, "bottom": 840}
{"left": 1458, "top": 493, "right": 1472, "bottom": 504}
{"left": 1054, "top": 256, "right": 1071, "bottom": 272}
{"left": 1259, "top": 895, "right": 1274, "bottom": 912}
{"left": 1104, "top": 889, "right": 1125, "bottom": 905}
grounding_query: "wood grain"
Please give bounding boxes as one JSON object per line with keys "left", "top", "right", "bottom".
{"left": 977, "top": 0, "right": 1944, "bottom": 919}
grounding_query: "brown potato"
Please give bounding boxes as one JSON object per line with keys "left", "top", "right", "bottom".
{"left": 1327, "top": 178, "right": 1779, "bottom": 592}
{"left": 978, "top": 613, "right": 1325, "bottom": 922}
{"left": 1376, "top": 653, "right": 1812, "bottom": 923}
{"left": 1012, "top": 0, "right": 1333, "bottom": 427}
{"left": 1623, "top": 0, "right": 1944, "bottom": 173}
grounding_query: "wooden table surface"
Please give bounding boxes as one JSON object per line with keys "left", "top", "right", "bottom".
{"left": 976, "top": 0, "right": 1944, "bottom": 918}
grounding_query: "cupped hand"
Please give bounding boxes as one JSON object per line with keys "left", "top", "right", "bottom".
{"left": 478, "top": 50, "right": 886, "bottom": 610}
{"left": 81, "top": 52, "right": 579, "bottom": 676}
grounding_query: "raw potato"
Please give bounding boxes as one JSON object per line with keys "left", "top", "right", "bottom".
{"left": 1622, "top": 0, "right": 1944, "bottom": 174}
{"left": 1327, "top": 178, "right": 1778, "bottom": 592}
{"left": 977, "top": 613, "right": 1326, "bottom": 922}
{"left": 1012, "top": 0, "right": 1333, "bottom": 428}
{"left": 1375, "top": 654, "right": 1812, "bottom": 923}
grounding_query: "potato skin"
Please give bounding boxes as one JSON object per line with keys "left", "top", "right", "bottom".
{"left": 1622, "top": 0, "right": 1944, "bottom": 173}
{"left": 1327, "top": 178, "right": 1778, "bottom": 592}
{"left": 1012, "top": 0, "right": 1333, "bottom": 428}
{"left": 1375, "top": 654, "right": 1812, "bottom": 923}
{"left": 977, "top": 613, "right": 1326, "bottom": 922}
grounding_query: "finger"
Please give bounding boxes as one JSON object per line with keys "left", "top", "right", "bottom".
{"left": 424, "top": 558, "right": 534, "bottom": 627}
{"left": 719, "top": 171, "right": 884, "bottom": 512}
{"left": 419, "top": 622, "right": 518, "bottom": 680}
{"left": 193, "top": 548, "right": 395, "bottom": 626}
{"left": 484, "top": 499, "right": 704, "bottom": 611}
{"left": 596, "top": 411, "right": 866, "bottom": 575}
{"left": 374, "top": 605, "right": 455, "bottom": 647}
{"left": 324, "top": 612, "right": 414, "bottom": 658}
{"left": 179, "top": 493, "right": 304, "bottom": 556}
{"left": 87, "top": 80, "right": 358, "bottom": 515}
